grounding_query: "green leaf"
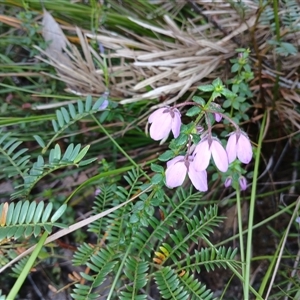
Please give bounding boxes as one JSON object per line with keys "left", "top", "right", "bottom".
{"left": 186, "top": 106, "right": 201, "bottom": 117}
{"left": 42, "top": 203, "right": 53, "bottom": 223}
{"left": 222, "top": 99, "right": 232, "bottom": 108}
{"left": 68, "top": 103, "right": 77, "bottom": 119}
{"left": 158, "top": 150, "right": 174, "bottom": 161}
{"left": 151, "top": 173, "right": 163, "bottom": 185}
{"left": 192, "top": 96, "right": 205, "bottom": 105}
{"left": 78, "top": 157, "right": 97, "bottom": 166}
{"left": 74, "top": 145, "right": 90, "bottom": 164}
{"left": 56, "top": 110, "right": 65, "bottom": 128}
{"left": 33, "top": 135, "right": 45, "bottom": 148}
{"left": 62, "top": 143, "right": 74, "bottom": 162}
{"left": 52, "top": 119, "right": 58, "bottom": 132}
{"left": 61, "top": 107, "right": 70, "bottom": 123}
{"left": 33, "top": 201, "right": 44, "bottom": 224}
{"left": 77, "top": 100, "right": 84, "bottom": 114}
{"left": 198, "top": 84, "right": 214, "bottom": 92}
{"left": 151, "top": 163, "right": 164, "bottom": 173}
{"left": 231, "top": 63, "right": 240, "bottom": 73}
{"left": 99, "top": 110, "right": 109, "bottom": 123}
{"left": 85, "top": 95, "right": 92, "bottom": 111}
{"left": 174, "top": 133, "right": 188, "bottom": 147}
{"left": 53, "top": 144, "right": 61, "bottom": 161}
{"left": 51, "top": 204, "right": 67, "bottom": 222}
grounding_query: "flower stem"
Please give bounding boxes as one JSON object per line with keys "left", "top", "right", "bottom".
{"left": 244, "top": 111, "right": 267, "bottom": 297}
{"left": 236, "top": 187, "right": 246, "bottom": 297}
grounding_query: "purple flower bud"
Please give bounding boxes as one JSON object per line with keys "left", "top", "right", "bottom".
{"left": 214, "top": 113, "right": 222, "bottom": 122}
{"left": 226, "top": 131, "right": 252, "bottom": 164}
{"left": 295, "top": 216, "right": 300, "bottom": 224}
{"left": 148, "top": 107, "right": 181, "bottom": 141}
{"left": 98, "top": 91, "right": 109, "bottom": 110}
{"left": 239, "top": 176, "right": 247, "bottom": 191}
{"left": 95, "top": 188, "right": 101, "bottom": 196}
{"left": 165, "top": 155, "right": 207, "bottom": 191}
{"left": 193, "top": 137, "right": 228, "bottom": 172}
{"left": 224, "top": 177, "right": 232, "bottom": 188}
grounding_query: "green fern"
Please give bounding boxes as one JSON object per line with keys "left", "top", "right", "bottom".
{"left": 71, "top": 175, "right": 238, "bottom": 300}
{"left": 71, "top": 247, "right": 119, "bottom": 300}
{"left": 88, "top": 184, "right": 117, "bottom": 237}
{"left": 0, "top": 201, "right": 67, "bottom": 241}
{"left": 120, "top": 257, "right": 149, "bottom": 300}
{"left": 154, "top": 267, "right": 189, "bottom": 300}
{"left": 42, "top": 95, "right": 108, "bottom": 153}
{"left": 0, "top": 131, "right": 30, "bottom": 179}
{"left": 11, "top": 142, "right": 95, "bottom": 199}
{"left": 73, "top": 243, "right": 97, "bottom": 266}
{"left": 178, "top": 271, "right": 216, "bottom": 300}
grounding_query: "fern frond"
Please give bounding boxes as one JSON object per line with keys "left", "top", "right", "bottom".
{"left": 71, "top": 247, "right": 119, "bottom": 299}
{"left": 88, "top": 185, "right": 116, "bottom": 236}
{"left": 11, "top": 143, "right": 95, "bottom": 199}
{"left": 72, "top": 243, "right": 96, "bottom": 266}
{"left": 282, "top": 0, "right": 300, "bottom": 30}
{"left": 154, "top": 266, "right": 189, "bottom": 300}
{"left": 44, "top": 95, "right": 107, "bottom": 153}
{"left": 0, "top": 201, "right": 67, "bottom": 241}
{"left": 184, "top": 247, "right": 239, "bottom": 274}
{"left": 0, "top": 131, "right": 30, "bottom": 178}
{"left": 178, "top": 271, "right": 216, "bottom": 300}
{"left": 120, "top": 257, "right": 149, "bottom": 300}
{"left": 134, "top": 187, "right": 200, "bottom": 259}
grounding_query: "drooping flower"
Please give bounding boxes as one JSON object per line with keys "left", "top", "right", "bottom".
{"left": 239, "top": 176, "right": 247, "bottom": 191}
{"left": 148, "top": 107, "right": 181, "bottom": 141}
{"left": 193, "top": 136, "right": 228, "bottom": 172}
{"left": 226, "top": 131, "right": 252, "bottom": 164}
{"left": 224, "top": 177, "right": 232, "bottom": 188}
{"left": 165, "top": 155, "right": 207, "bottom": 192}
{"left": 214, "top": 113, "right": 222, "bottom": 122}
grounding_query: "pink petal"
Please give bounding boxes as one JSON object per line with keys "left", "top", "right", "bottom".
{"left": 188, "top": 163, "right": 208, "bottom": 191}
{"left": 149, "top": 114, "right": 172, "bottom": 141}
{"left": 211, "top": 139, "right": 228, "bottom": 172}
{"left": 226, "top": 134, "right": 237, "bottom": 164}
{"left": 237, "top": 133, "right": 252, "bottom": 164}
{"left": 167, "top": 155, "right": 184, "bottom": 167}
{"left": 165, "top": 160, "right": 187, "bottom": 188}
{"left": 214, "top": 113, "right": 222, "bottom": 122}
{"left": 193, "top": 140, "right": 211, "bottom": 171}
{"left": 148, "top": 108, "right": 165, "bottom": 123}
{"left": 171, "top": 110, "right": 181, "bottom": 138}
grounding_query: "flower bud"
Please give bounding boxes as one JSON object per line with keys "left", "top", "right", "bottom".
{"left": 239, "top": 176, "right": 247, "bottom": 191}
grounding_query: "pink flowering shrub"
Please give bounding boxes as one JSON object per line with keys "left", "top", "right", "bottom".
{"left": 148, "top": 77, "right": 253, "bottom": 192}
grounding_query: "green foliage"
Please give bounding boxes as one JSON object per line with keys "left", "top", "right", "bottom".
{"left": 0, "top": 201, "right": 67, "bottom": 241}
{"left": 71, "top": 181, "right": 238, "bottom": 299}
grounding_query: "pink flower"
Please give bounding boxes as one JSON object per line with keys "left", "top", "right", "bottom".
{"left": 224, "top": 177, "right": 232, "bottom": 188}
{"left": 148, "top": 107, "right": 181, "bottom": 141}
{"left": 193, "top": 137, "right": 228, "bottom": 172}
{"left": 239, "top": 176, "right": 247, "bottom": 191}
{"left": 226, "top": 131, "right": 252, "bottom": 164}
{"left": 165, "top": 156, "right": 207, "bottom": 192}
{"left": 214, "top": 113, "right": 222, "bottom": 122}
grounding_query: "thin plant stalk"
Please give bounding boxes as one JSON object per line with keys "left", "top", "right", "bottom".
{"left": 91, "top": 115, "right": 150, "bottom": 181}
{"left": 7, "top": 231, "right": 49, "bottom": 299}
{"left": 244, "top": 111, "right": 267, "bottom": 297}
{"left": 236, "top": 187, "right": 246, "bottom": 297}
